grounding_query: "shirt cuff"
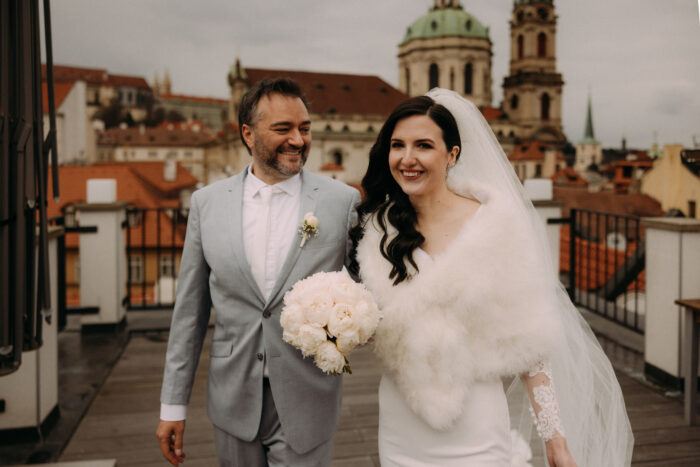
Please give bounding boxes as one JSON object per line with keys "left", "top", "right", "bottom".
{"left": 160, "top": 403, "right": 187, "bottom": 421}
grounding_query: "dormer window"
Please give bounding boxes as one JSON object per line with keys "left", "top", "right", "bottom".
{"left": 431, "top": 20, "right": 438, "bottom": 30}
{"left": 465, "top": 20, "right": 472, "bottom": 31}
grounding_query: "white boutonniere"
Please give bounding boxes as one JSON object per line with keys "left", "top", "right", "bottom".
{"left": 299, "top": 212, "right": 319, "bottom": 247}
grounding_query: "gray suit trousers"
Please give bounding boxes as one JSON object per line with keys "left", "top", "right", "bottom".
{"left": 213, "top": 378, "right": 333, "bottom": 467}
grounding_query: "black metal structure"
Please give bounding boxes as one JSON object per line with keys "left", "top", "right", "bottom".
{"left": 0, "top": 0, "right": 59, "bottom": 375}
{"left": 125, "top": 207, "right": 188, "bottom": 310}
{"left": 569, "top": 208, "right": 645, "bottom": 333}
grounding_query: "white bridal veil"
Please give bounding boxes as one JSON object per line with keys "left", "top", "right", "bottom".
{"left": 427, "top": 88, "right": 634, "bottom": 466}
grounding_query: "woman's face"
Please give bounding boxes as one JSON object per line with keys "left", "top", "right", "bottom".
{"left": 388, "top": 115, "right": 458, "bottom": 199}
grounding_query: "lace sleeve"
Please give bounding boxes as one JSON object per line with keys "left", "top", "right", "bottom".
{"left": 521, "top": 361, "right": 565, "bottom": 442}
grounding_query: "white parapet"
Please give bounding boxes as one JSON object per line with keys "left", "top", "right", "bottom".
{"left": 75, "top": 201, "right": 128, "bottom": 327}
{"left": 642, "top": 217, "right": 700, "bottom": 384}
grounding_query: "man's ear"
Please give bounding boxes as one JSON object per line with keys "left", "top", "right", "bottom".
{"left": 241, "top": 124, "right": 255, "bottom": 152}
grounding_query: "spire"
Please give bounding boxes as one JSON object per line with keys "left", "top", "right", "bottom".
{"left": 583, "top": 93, "right": 595, "bottom": 142}
{"left": 434, "top": 0, "right": 461, "bottom": 9}
{"left": 162, "top": 69, "right": 172, "bottom": 95}
{"left": 153, "top": 72, "right": 160, "bottom": 97}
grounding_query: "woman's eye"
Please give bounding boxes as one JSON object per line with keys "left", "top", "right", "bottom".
{"left": 390, "top": 142, "right": 403, "bottom": 149}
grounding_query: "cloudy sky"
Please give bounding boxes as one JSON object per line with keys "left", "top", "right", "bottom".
{"left": 46, "top": 0, "right": 699, "bottom": 149}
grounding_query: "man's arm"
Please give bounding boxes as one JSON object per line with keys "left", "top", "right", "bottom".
{"left": 157, "top": 191, "right": 212, "bottom": 465}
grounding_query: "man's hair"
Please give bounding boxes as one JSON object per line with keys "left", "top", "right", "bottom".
{"left": 238, "top": 78, "right": 309, "bottom": 154}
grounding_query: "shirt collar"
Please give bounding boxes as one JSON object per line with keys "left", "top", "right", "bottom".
{"left": 245, "top": 165, "right": 302, "bottom": 197}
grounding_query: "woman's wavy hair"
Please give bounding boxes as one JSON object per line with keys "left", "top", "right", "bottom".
{"left": 349, "top": 95, "right": 461, "bottom": 285}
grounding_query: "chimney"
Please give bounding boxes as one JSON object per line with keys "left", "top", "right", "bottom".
{"left": 164, "top": 157, "right": 177, "bottom": 182}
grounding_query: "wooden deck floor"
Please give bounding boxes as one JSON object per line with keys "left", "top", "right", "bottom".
{"left": 59, "top": 330, "right": 700, "bottom": 466}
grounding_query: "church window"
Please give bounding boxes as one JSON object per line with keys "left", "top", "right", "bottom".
{"left": 465, "top": 20, "right": 472, "bottom": 31}
{"left": 537, "top": 33, "right": 547, "bottom": 58}
{"left": 541, "top": 93, "right": 550, "bottom": 121}
{"left": 511, "top": 94, "right": 519, "bottom": 110}
{"left": 431, "top": 20, "right": 438, "bottom": 30}
{"left": 689, "top": 200, "right": 697, "bottom": 218}
{"left": 538, "top": 8, "right": 548, "bottom": 20}
{"left": 464, "top": 63, "right": 473, "bottom": 95}
{"left": 333, "top": 150, "right": 343, "bottom": 166}
{"left": 535, "top": 163, "right": 542, "bottom": 177}
{"left": 429, "top": 64, "right": 439, "bottom": 88}
{"left": 517, "top": 35, "right": 524, "bottom": 59}
{"left": 517, "top": 11, "right": 524, "bottom": 22}
{"left": 405, "top": 67, "right": 410, "bottom": 95}
{"left": 325, "top": 124, "right": 332, "bottom": 132}
{"left": 342, "top": 124, "right": 350, "bottom": 132}
{"left": 450, "top": 68, "right": 455, "bottom": 90}
{"left": 367, "top": 125, "right": 375, "bottom": 133}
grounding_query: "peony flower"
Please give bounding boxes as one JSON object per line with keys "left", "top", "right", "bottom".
{"left": 314, "top": 340, "right": 346, "bottom": 375}
{"left": 296, "top": 324, "right": 328, "bottom": 357}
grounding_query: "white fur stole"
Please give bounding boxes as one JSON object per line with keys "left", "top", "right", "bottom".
{"left": 356, "top": 189, "right": 562, "bottom": 430}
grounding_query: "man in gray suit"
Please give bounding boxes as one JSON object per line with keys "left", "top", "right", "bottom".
{"left": 156, "top": 78, "right": 360, "bottom": 466}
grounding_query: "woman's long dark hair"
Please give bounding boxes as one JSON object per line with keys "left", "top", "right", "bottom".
{"left": 349, "top": 96, "right": 461, "bottom": 285}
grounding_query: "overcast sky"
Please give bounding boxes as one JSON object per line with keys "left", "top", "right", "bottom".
{"left": 45, "top": 0, "right": 699, "bottom": 149}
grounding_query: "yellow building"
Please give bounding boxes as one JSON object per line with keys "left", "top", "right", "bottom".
{"left": 640, "top": 145, "right": 700, "bottom": 217}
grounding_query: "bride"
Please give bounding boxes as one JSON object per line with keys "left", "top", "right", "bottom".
{"left": 350, "top": 89, "right": 633, "bottom": 466}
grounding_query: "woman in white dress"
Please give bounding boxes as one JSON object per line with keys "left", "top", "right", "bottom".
{"left": 350, "top": 89, "right": 633, "bottom": 466}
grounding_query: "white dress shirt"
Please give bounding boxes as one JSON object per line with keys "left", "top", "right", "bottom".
{"left": 160, "top": 167, "right": 302, "bottom": 421}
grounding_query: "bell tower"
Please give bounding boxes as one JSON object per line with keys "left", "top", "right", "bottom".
{"left": 502, "top": 0, "right": 565, "bottom": 144}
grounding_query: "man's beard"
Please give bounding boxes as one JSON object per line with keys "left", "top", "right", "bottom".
{"left": 255, "top": 137, "right": 308, "bottom": 178}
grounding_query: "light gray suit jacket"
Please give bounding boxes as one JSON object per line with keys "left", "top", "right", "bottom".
{"left": 160, "top": 168, "right": 361, "bottom": 454}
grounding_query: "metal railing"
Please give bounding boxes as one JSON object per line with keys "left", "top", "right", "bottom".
{"left": 567, "top": 208, "right": 645, "bottom": 333}
{"left": 124, "top": 207, "right": 189, "bottom": 310}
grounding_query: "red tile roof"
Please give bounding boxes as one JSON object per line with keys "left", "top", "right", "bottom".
{"left": 481, "top": 106, "right": 503, "bottom": 121}
{"left": 320, "top": 163, "right": 344, "bottom": 171}
{"left": 41, "top": 64, "right": 149, "bottom": 89}
{"left": 42, "top": 64, "right": 108, "bottom": 84}
{"left": 553, "top": 186, "right": 664, "bottom": 218}
{"left": 47, "top": 162, "right": 197, "bottom": 217}
{"left": 48, "top": 162, "right": 196, "bottom": 248}
{"left": 42, "top": 81, "right": 74, "bottom": 113}
{"left": 108, "top": 74, "right": 151, "bottom": 89}
{"left": 559, "top": 225, "right": 645, "bottom": 291}
{"left": 551, "top": 167, "right": 587, "bottom": 186}
{"left": 159, "top": 93, "right": 228, "bottom": 105}
{"left": 508, "top": 141, "right": 564, "bottom": 162}
{"left": 98, "top": 126, "right": 216, "bottom": 147}
{"left": 244, "top": 68, "right": 408, "bottom": 116}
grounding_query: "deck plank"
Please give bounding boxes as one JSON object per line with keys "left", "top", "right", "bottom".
{"left": 59, "top": 330, "right": 700, "bottom": 466}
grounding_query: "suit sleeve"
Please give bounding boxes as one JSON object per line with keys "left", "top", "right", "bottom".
{"left": 160, "top": 191, "right": 212, "bottom": 407}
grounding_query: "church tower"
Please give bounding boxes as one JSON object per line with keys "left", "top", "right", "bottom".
{"left": 398, "top": 0, "right": 493, "bottom": 107}
{"left": 227, "top": 58, "right": 248, "bottom": 124}
{"left": 502, "top": 0, "right": 565, "bottom": 144}
{"left": 575, "top": 94, "right": 602, "bottom": 171}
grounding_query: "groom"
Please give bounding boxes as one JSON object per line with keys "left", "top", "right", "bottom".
{"left": 156, "top": 78, "right": 360, "bottom": 466}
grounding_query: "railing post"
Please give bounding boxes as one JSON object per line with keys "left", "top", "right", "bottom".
{"left": 569, "top": 208, "right": 577, "bottom": 299}
{"left": 642, "top": 217, "right": 700, "bottom": 389}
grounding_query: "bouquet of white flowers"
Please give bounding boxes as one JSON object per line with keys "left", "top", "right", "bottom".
{"left": 280, "top": 270, "right": 381, "bottom": 375}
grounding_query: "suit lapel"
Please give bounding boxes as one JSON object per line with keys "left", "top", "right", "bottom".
{"left": 227, "top": 168, "right": 266, "bottom": 304}
{"left": 266, "top": 170, "right": 318, "bottom": 308}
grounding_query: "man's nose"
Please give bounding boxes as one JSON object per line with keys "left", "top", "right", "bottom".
{"left": 288, "top": 129, "right": 304, "bottom": 147}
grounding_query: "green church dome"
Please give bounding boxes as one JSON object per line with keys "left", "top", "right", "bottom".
{"left": 401, "top": 6, "right": 489, "bottom": 45}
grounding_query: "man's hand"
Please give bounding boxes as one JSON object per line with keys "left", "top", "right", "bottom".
{"left": 156, "top": 420, "right": 186, "bottom": 466}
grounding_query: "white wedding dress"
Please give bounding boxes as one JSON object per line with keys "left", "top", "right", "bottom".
{"left": 379, "top": 375, "right": 513, "bottom": 466}
{"left": 377, "top": 249, "right": 552, "bottom": 467}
